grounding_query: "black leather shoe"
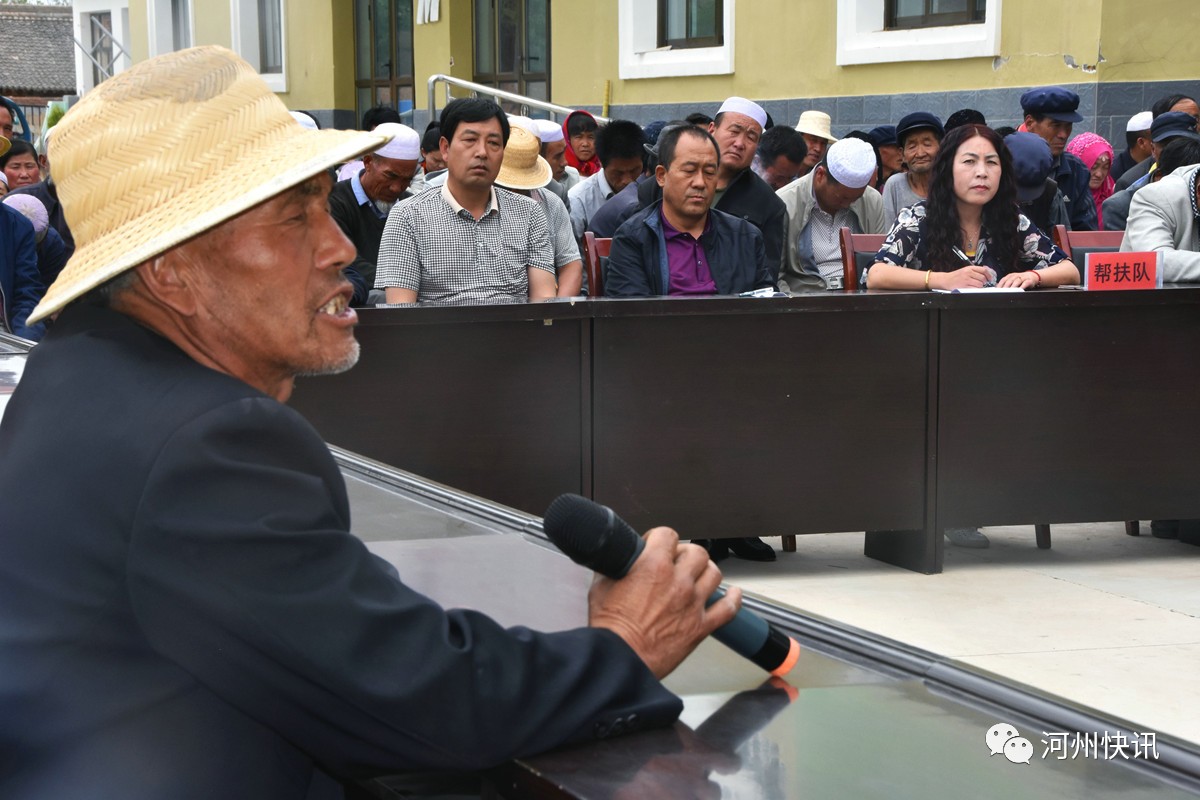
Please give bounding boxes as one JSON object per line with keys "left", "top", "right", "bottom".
{"left": 727, "top": 537, "right": 776, "bottom": 562}
{"left": 692, "top": 539, "right": 728, "bottom": 562}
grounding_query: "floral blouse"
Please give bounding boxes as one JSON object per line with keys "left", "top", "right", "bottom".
{"left": 871, "top": 201, "right": 1068, "bottom": 279}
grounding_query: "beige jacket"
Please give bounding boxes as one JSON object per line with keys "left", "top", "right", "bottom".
{"left": 1122, "top": 163, "right": 1200, "bottom": 282}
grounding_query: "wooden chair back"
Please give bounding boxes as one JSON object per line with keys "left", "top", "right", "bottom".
{"left": 582, "top": 231, "right": 612, "bottom": 298}
{"left": 838, "top": 229, "right": 888, "bottom": 291}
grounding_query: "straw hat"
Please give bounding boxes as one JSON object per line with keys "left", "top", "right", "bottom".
{"left": 794, "top": 110, "right": 838, "bottom": 143}
{"left": 494, "top": 126, "right": 552, "bottom": 191}
{"left": 0, "top": 136, "right": 10, "bottom": 159}
{"left": 28, "top": 45, "right": 388, "bottom": 324}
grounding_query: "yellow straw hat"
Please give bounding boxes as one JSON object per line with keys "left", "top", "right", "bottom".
{"left": 29, "top": 45, "right": 388, "bottom": 324}
{"left": 494, "top": 126, "right": 553, "bottom": 191}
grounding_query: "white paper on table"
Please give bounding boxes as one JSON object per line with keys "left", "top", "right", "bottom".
{"left": 931, "top": 287, "right": 1025, "bottom": 294}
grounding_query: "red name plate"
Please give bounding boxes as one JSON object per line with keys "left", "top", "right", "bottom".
{"left": 1084, "top": 251, "right": 1162, "bottom": 290}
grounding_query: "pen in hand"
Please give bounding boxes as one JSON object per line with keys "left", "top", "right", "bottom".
{"left": 952, "top": 247, "right": 996, "bottom": 287}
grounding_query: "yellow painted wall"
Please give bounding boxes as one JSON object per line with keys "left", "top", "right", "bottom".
{"left": 412, "top": 0, "right": 477, "bottom": 111}
{"left": 283, "top": 0, "right": 339, "bottom": 108}
{"left": 549, "top": 0, "right": 1192, "bottom": 107}
{"left": 128, "top": 3, "right": 148, "bottom": 63}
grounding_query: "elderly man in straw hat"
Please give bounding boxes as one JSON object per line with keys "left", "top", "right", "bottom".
{"left": 375, "top": 97, "right": 559, "bottom": 304}
{"left": 327, "top": 121, "right": 421, "bottom": 305}
{"left": 0, "top": 46, "right": 737, "bottom": 798}
{"left": 794, "top": 110, "right": 838, "bottom": 179}
{"left": 494, "top": 124, "right": 584, "bottom": 296}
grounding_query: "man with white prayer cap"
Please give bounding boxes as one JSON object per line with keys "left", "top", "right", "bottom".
{"left": 776, "top": 136, "right": 886, "bottom": 292}
{"left": 328, "top": 121, "right": 421, "bottom": 304}
{"left": 535, "top": 117, "right": 580, "bottom": 192}
{"left": 1112, "top": 110, "right": 1155, "bottom": 181}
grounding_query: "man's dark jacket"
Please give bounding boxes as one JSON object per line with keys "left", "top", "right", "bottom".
{"left": 0, "top": 204, "right": 45, "bottom": 340}
{"left": 0, "top": 302, "right": 680, "bottom": 799}
{"left": 627, "top": 167, "right": 787, "bottom": 280}
{"left": 328, "top": 175, "right": 409, "bottom": 304}
{"left": 605, "top": 201, "right": 771, "bottom": 296}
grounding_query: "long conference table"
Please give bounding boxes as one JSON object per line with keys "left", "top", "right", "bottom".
{"left": 290, "top": 288, "right": 1200, "bottom": 574}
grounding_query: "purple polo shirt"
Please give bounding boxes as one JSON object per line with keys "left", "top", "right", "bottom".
{"left": 661, "top": 208, "right": 717, "bottom": 295}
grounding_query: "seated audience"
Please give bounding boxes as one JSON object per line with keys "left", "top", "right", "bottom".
{"left": 866, "top": 124, "right": 1080, "bottom": 293}
{"left": 2, "top": 193, "right": 68, "bottom": 286}
{"left": 1066, "top": 132, "right": 1115, "bottom": 229}
{"left": 1122, "top": 142, "right": 1200, "bottom": 281}
{"left": 569, "top": 120, "right": 646, "bottom": 239}
{"left": 588, "top": 123, "right": 675, "bottom": 239}
{"left": 605, "top": 124, "right": 771, "bottom": 298}
{"left": 0, "top": 201, "right": 45, "bottom": 340}
{"left": 494, "top": 126, "right": 583, "bottom": 296}
{"left": 883, "top": 112, "right": 944, "bottom": 224}
{"left": 1, "top": 140, "right": 41, "bottom": 191}
{"left": 751, "top": 124, "right": 808, "bottom": 190}
{"left": 535, "top": 118, "right": 580, "bottom": 194}
{"left": 563, "top": 110, "right": 602, "bottom": 177}
{"left": 867, "top": 125, "right": 902, "bottom": 189}
{"left": 1020, "top": 86, "right": 1097, "bottom": 231}
{"left": 777, "top": 137, "right": 886, "bottom": 292}
{"left": 604, "top": 123, "right": 777, "bottom": 564}
{"left": 1104, "top": 137, "right": 1200, "bottom": 232}
{"left": 329, "top": 123, "right": 421, "bottom": 305}
{"left": 793, "top": 110, "right": 837, "bottom": 178}
{"left": 1112, "top": 111, "right": 1154, "bottom": 181}
{"left": 1115, "top": 96, "right": 1200, "bottom": 190}
{"left": 375, "top": 98, "right": 555, "bottom": 303}
{"left": 336, "top": 105, "right": 403, "bottom": 181}
{"left": 1006, "top": 131, "right": 1069, "bottom": 235}
{"left": 1115, "top": 111, "right": 1200, "bottom": 192}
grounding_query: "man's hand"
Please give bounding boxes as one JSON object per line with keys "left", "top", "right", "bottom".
{"left": 587, "top": 527, "right": 741, "bottom": 679}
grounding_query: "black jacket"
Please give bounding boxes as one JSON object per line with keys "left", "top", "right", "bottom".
{"left": 0, "top": 303, "right": 681, "bottom": 799}
{"left": 605, "top": 201, "right": 771, "bottom": 297}
{"left": 328, "top": 175, "right": 405, "bottom": 305}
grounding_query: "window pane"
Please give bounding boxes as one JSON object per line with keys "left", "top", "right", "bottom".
{"left": 895, "top": 0, "right": 923, "bottom": 18}
{"left": 524, "top": 79, "right": 547, "bottom": 104}
{"left": 497, "top": 0, "right": 518, "bottom": 75}
{"left": 524, "top": 0, "right": 548, "bottom": 75}
{"left": 357, "top": 87, "right": 373, "bottom": 124}
{"left": 690, "top": 0, "right": 719, "bottom": 39}
{"left": 354, "top": 0, "right": 370, "bottom": 81}
{"left": 171, "top": 0, "right": 191, "bottom": 50}
{"left": 258, "top": 0, "right": 282, "bottom": 74}
{"left": 373, "top": 0, "right": 391, "bottom": 79}
{"left": 664, "top": 0, "right": 685, "bottom": 41}
{"left": 395, "top": 0, "right": 414, "bottom": 79}
{"left": 474, "top": 0, "right": 494, "bottom": 75}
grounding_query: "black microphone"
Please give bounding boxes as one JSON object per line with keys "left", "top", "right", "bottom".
{"left": 543, "top": 494, "right": 800, "bottom": 676}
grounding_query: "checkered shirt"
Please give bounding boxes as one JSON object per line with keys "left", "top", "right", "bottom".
{"left": 376, "top": 183, "right": 555, "bottom": 302}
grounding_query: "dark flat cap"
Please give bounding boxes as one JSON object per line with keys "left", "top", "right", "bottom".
{"left": 1005, "top": 132, "right": 1054, "bottom": 203}
{"left": 1020, "top": 86, "right": 1083, "bottom": 123}
{"left": 1150, "top": 111, "right": 1200, "bottom": 143}
{"left": 867, "top": 125, "right": 898, "bottom": 148}
{"left": 895, "top": 112, "right": 944, "bottom": 146}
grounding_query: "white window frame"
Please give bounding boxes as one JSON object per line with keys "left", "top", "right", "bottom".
{"left": 836, "top": 0, "right": 1002, "bottom": 66}
{"left": 147, "top": 0, "right": 192, "bottom": 57}
{"left": 230, "top": 0, "right": 288, "bottom": 92}
{"left": 618, "top": 0, "right": 735, "bottom": 80}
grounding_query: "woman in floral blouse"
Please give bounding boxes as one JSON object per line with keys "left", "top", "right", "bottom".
{"left": 865, "top": 124, "right": 1080, "bottom": 291}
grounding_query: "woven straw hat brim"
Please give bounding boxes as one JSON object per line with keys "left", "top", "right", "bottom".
{"left": 28, "top": 46, "right": 387, "bottom": 324}
{"left": 0, "top": 137, "right": 10, "bottom": 158}
{"left": 494, "top": 154, "right": 553, "bottom": 191}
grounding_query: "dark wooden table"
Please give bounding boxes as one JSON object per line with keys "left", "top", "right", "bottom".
{"left": 291, "top": 289, "right": 1200, "bottom": 575}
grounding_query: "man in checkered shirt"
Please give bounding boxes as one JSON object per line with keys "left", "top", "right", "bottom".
{"left": 375, "top": 98, "right": 557, "bottom": 303}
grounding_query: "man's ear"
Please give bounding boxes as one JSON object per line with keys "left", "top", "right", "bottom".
{"left": 655, "top": 164, "right": 667, "bottom": 188}
{"left": 131, "top": 251, "right": 200, "bottom": 316}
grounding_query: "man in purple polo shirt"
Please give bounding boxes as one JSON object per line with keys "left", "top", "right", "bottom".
{"left": 604, "top": 124, "right": 777, "bottom": 563}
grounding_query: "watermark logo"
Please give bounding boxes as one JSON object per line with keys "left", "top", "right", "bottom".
{"left": 986, "top": 723, "right": 1160, "bottom": 763}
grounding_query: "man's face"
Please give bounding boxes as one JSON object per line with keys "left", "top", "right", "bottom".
{"left": 542, "top": 139, "right": 567, "bottom": 180}
{"left": 812, "top": 166, "right": 867, "bottom": 213}
{"left": 422, "top": 147, "right": 446, "bottom": 172}
{"left": 441, "top": 117, "right": 505, "bottom": 191}
{"left": 169, "top": 175, "right": 359, "bottom": 400}
{"left": 0, "top": 106, "right": 13, "bottom": 141}
{"left": 708, "top": 112, "right": 762, "bottom": 174}
{"left": 801, "top": 133, "right": 829, "bottom": 169}
{"left": 878, "top": 144, "right": 903, "bottom": 175}
{"left": 603, "top": 155, "right": 644, "bottom": 195}
{"left": 902, "top": 130, "right": 941, "bottom": 175}
{"left": 758, "top": 153, "right": 803, "bottom": 190}
{"left": 360, "top": 153, "right": 418, "bottom": 202}
{"left": 1025, "top": 116, "right": 1073, "bottom": 157}
{"left": 657, "top": 133, "right": 719, "bottom": 223}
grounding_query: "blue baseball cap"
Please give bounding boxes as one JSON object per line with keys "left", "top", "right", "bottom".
{"left": 1005, "top": 132, "right": 1054, "bottom": 203}
{"left": 895, "top": 112, "right": 944, "bottom": 147}
{"left": 1020, "top": 86, "right": 1083, "bottom": 123}
{"left": 1150, "top": 111, "right": 1200, "bottom": 143}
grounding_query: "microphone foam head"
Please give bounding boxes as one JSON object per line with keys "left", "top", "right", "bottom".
{"left": 543, "top": 494, "right": 641, "bottom": 578}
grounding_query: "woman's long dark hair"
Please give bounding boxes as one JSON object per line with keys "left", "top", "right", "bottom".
{"left": 924, "top": 124, "right": 1021, "bottom": 274}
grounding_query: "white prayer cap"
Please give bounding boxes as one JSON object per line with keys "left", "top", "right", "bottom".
{"left": 716, "top": 96, "right": 767, "bottom": 130}
{"left": 825, "top": 137, "right": 877, "bottom": 189}
{"left": 533, "top": 119, "right": 563, "bottom": 144}
{"left": 507, "top": 115, "right": 540, "bottom": 139}
{"left": 289, "top": 110, "right": 319, "bottom": 130}
{"left": 1126, "top": 111, "right": 1154, "bottom": 132}
{"left": 371, "top": 123, "right": 421, "bottom": 160}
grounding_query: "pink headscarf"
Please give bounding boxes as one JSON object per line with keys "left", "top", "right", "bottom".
{"left": 1066, "top": 132, "right": 1115, "bottom": 228}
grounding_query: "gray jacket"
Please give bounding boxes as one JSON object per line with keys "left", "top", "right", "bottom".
{"left": 776, "top": 171, "right": 887, "bottom": 292}
{"left": 1122, "top": 163, "right": 1200, "bottom": 282}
